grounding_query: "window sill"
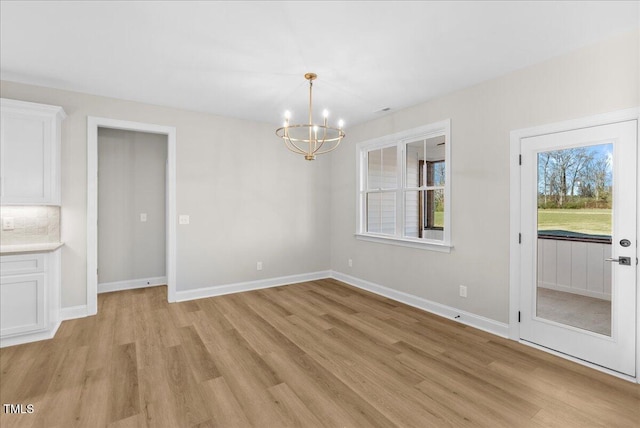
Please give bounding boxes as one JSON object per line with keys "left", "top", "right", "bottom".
{"left": 354, "top": 233, "right": 452, "bottom": 253}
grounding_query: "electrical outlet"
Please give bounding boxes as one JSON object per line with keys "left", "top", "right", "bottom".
{"left": 179, "top": 215, "right": 190, "bottom": 225}
{"left": 459, "top": 285, "right": 467, "bottom": 298}
{"left": 348, "top": 258, "right": 353, "bottom": 267}
{"left": 257, "top": 261, "right": 263, "bottom": 271}
{"left": 140, "top": 213, "right": 147, "bottom": 222}
{"left": 2, "top": 217, "right": 15, "bottom": 231}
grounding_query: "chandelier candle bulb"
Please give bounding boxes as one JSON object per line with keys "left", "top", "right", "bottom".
{"left": 275, "top": 72, "right": 345, "bottom": 160}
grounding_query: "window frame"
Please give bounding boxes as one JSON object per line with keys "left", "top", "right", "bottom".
{"left": 419, "top": 160, "right": 445, "bottom": 234}
{"left": 355, "top": 119, "right": 452, "bottom": 252}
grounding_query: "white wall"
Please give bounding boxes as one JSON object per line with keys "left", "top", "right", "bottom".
{"left": 329, "top": 30, "right": 639, "bottom": 324}
{"left": 98, "top": 128, "right": 167, "bottom": 284}
{"left": 0, "top": 82, "right": 332, "bottom": 308}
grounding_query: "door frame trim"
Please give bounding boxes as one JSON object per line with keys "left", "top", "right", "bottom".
{"left": 509, "top": 107, "right": 640, "bottom": 382}
{"left": 87, "top": 117, "right": 177, "bottom": 315}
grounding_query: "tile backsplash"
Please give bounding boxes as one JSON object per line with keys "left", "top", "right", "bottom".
{"left": 0, "top": 206, "right": 61, "bottom": 245}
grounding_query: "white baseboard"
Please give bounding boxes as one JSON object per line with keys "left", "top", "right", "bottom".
{"left": 0, "top": 322, "right": 60, "bottom": 348}
{"left": 538, "top": 281, "right": 611, "bottom": 301}
{"left": 59, "top": 305, "right": 89, "bottom": 321}
{"left": 98, "top": 276, "right": 167, "bottom": 294}
{"left": 330, "top": 271, "right": 509, "bottom": 338}
{"left": 174, "top": 270, "right": 332, "bottom": 302}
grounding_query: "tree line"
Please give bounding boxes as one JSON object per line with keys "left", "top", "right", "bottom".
{"left": 538, "top": 146, "right": 612, "bottom": 209}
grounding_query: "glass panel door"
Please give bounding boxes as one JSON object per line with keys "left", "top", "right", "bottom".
{"left": 536, "top": 143, "right": 613, "bottom": 336}
{"left": 519, "top": 119, "right": 636, "bottom": 376}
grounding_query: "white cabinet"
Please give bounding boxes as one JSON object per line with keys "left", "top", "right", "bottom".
{"left": 0, "top": 250, "right": 60, "bottom": 346}
{"left": 0, "top": 98, "right": 66, "bottom": 205}
{"left": 1, "top": 273, "right": 45, "bottom": 336}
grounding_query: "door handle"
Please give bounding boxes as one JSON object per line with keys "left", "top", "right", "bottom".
{"left": 605, "top": 256, "right": 632, "bottom": 266}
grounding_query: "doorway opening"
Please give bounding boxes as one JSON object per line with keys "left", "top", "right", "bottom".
{"left": 98, "top": 128, "right": 167, "bottom": 293}
{"left": 87, "top": 117, "right": 176, "bottom": 315}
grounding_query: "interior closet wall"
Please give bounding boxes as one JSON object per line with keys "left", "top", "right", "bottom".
{"left": 98, "top": 128, "right": 167, "bottom": 285}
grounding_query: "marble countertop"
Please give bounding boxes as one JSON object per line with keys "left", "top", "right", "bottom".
{"left": 0, "top": 242, "right": 64, "bottom": 255}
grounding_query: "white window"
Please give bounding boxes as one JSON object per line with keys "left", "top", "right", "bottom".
{"left": 356, "top": 120, "right": 451, "bottom": 252}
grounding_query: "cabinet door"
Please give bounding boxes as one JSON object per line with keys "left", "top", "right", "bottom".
{"left": 0, "top": 273, "right": 46, "bottom": 336}
{"left": 0, "top": 111, "right": 53, "bottom": 203}
{"left": 0, "top": 99, "right": 64, "bottom": 205}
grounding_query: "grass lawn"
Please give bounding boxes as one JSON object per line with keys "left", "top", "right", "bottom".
{"left": 537, "top": 209, "right": 611, "bottom": 235}
{"left": 434, "top": 211, "right": 444, "bottom": 228}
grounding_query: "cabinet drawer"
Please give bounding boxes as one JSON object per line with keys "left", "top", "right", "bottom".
{"left": 0, "top": 254, "right": 45, "bottom": 276}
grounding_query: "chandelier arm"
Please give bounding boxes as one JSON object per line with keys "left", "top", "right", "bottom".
{"left": 313, "top": 135, "right": 328, "bottom": 154}
{"left": 313, "top": 143, "right": 343, "bottom": 155}
{"left": 286, "top": 143, "right": 309, "bottom": 156}
{"left": 284, "top": 135, "right": 309, "bottom": 155}
{"left": 313, "top": 130, "right": 346, "bottom": 155}
{"left": 286, "top": 144, "right": 308, "bottom": 156}
{"left": 314, "top": 125, "right": 344, "bottom": 154}
{"left": 282, "top": 135, "right": 307, "bottom": 155}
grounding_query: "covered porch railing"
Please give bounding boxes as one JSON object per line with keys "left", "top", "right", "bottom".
{"left": 537, "top": 231, "right": 612, "bottom": 301}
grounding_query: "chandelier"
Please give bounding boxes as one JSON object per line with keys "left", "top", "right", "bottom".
{"left": 276, "top": 73, "right": 345, "bottom": 160}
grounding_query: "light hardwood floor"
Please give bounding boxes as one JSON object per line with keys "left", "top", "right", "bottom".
{"left": 1, "top": 279, "right": 638, "bottom": 427}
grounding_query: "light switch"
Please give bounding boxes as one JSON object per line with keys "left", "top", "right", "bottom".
{"left": 179, "top": 215, "right": 190, "bottom": 225}
{"left": 140, "top": 213, "right": 147, "bottom": 222}
{"left": 2, "top": 217, "right": 15, "bottom": 231}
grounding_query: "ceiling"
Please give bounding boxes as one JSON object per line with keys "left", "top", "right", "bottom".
{"left": 1, "top": 1, "right": 638, "bottom": 127}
